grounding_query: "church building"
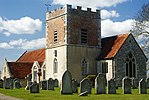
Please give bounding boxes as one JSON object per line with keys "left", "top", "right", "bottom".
{"left": 1, "top": 4, "right": 147, "bottom": 86}
{"left": 44, "top": 4, "right": 147, "bottom": 85}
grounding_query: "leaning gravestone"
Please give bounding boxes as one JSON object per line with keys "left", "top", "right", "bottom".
{"left": 61, "top": 70, "right": 73, "bottom": 94}
{"left": 95, "top": 73, "right": 106, "bottom": 94}
{"left": 108, "top": 79, "right": 116, "bottom": 94}
{"left": 80, "top": 78, "right": 92, "bottom": 94}
{"left": 41, "top": 80, "right": 47, "bottom": 90}
{"left": 139, "top": 79, "right": 147, "bottom": 94}
{"left": 54, "top": 79, "right": 58, "bottom": 87}
{"left": 132, "top": 78, "right": 138, "bottom": 89}
{"left": 47, "top": 78, "right": 54, "bottom": 90}
{"left": 5, "top": 78, "right": 13, "bottom": 89}
{"left": 14, "top": 79, "right": 21, "bottom": 89}
{"left": 146, "top": 78, "right": 149, "bottom": 89}
{"left": 25, "top": 74, "right": 32, "bottom": 90}
{"left": 29, "top": 81, "right": 39, "bottom": 93}
{"left": 0, "top": 79, "right": 3, "bottom": 88}
{"left": 72, "top": 79, "right": 78, "bottom": 93}
{"left": 122, "top": 77, "right": 131, "bottom": 94}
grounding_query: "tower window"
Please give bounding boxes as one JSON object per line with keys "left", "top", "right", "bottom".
{"left": 53, "top": 59, "right": 58, "bottom": 73}
{"left": 54, "top": 31, "right": 58, "bottom": 43}
{"left": 81, "top": 29, "right": 87, "bottom": 44}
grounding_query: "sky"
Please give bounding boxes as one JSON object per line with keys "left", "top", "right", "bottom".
{"left": 0, "top": 0, "right": 148, "bottom": 70}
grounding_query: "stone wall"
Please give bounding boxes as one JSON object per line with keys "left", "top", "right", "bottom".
{"left": 115, "top": 34, "right": 147, "bottom": 85}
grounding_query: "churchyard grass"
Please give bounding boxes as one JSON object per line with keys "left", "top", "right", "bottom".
{"left": 0, "top": 87, "right": 149, "bottom": 100}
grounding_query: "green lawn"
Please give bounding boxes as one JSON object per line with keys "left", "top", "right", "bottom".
{"left": 0, "top": 88, "right": 149, "bottom": 100}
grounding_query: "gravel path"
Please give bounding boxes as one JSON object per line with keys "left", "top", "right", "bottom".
{"left": 0, "top": 93, "right": 22, "bottom": 100}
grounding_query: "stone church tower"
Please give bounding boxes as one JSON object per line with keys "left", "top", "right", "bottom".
{"left": 45, "top": 4, "right": 101, "bottom": 83}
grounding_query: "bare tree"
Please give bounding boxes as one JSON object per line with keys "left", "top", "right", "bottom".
{"left": 131, "top": 2, "right": 149, "bottom": 74}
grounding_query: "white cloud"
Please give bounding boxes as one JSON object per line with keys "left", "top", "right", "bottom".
{"left": 0, "top": 43, "right": 13, "bottom": 49}
{"left": 101, "top": 19, "right": 134, "bottom": 37}
{"left": 0, "top": 38, "right": 45, "bottom": 49}
{"left": 0, "top": 16, "right": 42, "bottom": 36}
{"left": 101, "top": 10, "right": 120, "bottom": 19}
{"left": 52, "top": 0, "right": 128, "bottom": 8}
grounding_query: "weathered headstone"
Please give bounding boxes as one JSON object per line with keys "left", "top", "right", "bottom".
{"left": 54, "top": 79, "right": 58, "bottom": 87}
{"left": 47, "top": 78, "right": 54, "bottom": 90}
{"left": 80, "top": 78, "right": 92, "bottom": 94}
{"left": 29, "top": 81, "right": 39, "bottom": 93}
{"left": 139, "top": 79, "right": 147, "bottom": 94}
{"left": 61, "top": 70, "right": 73, "bottom": 94}
{"left": 122, "top": 77, "right": 131, "bottom": 94}
{"left": 0, "top": 79, "right": 3, "bottom": 88}
{"left": 108, "top": 79, "right": 116, "bottom": 94}
{"left": 146, "top": 78, "right": 149, "bottom": 89}
{"left": 95, "top": 73, "right": 106, "bottom": 94}
{"left": 25, "top": 74, "right": 32, "bottom": 90}
{"left": 4, "top": 78, "right": 13, "bottom": 89}
{"left": 14, "top": 79, "right": 21, "bottom": 89}
{"left": 72, "top": 79, "right": 78, "bottom": 93}
{"left": 41, "top": 80, "right": 47, "bottom": 90}
{"left": 131, "top": 78, "right": 138, "bottom": 89}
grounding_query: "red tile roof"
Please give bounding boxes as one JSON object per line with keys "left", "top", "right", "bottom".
{"left": 16, "top": 48, "right": 45, "bottom": 63}
{"left": 98, "top": 33, "right": 130, "bottom": 59}
{"left": 7, "top": 62, "right": 33, "bottom": 79}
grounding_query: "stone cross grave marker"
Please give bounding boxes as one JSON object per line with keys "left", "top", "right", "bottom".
{"left": 61, "top": 70, "right": 73, "bottom": 94}
{"left": 95, "top": 73, "right": 106, "bottom": 94}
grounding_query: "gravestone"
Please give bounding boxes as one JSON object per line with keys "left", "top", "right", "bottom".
{"left": 108, "top": 79, "right": 116, "bottom": 94}
{"left": 146, "top": 78, "right": 149, "bottom": 89}
{"left": 54, "top": 79, "right": 58, "bottom": 87}
{"left": 14, "top": 79, "right": 21, "bottom": 89}
{"left": 95, "top": 73, "right": 106, "bottom": 94}
{"left": 25, "top": 74, "right": 32, "bottom": 90}
{"left": 80, "top": 78, "right": 92, "bottom": 94}
{"left": 139, "top": 79, "right": 147, "bottom": 94}
{"left": 122, "top": 77, "right": 131, "bottom": 94}
{"left": 131, "top": 78, "right": 138, "bottom": 89}
{"left": 0, "top": 79, "right": 3, "bottom": 88}
{"left": 47, "top": 78, "right": 54, "bottom": 90}
{"left": 61, "top": 70, "right": 73, "bottom": 94}
{"left": 4, "top": 78, "right": 13, "bottom": 89}
{"left": 29, "top": 81, "right": 39, "bottom": 93}
{"left": 41, "top": 80, "right": 47, "bottom": 90}
{"left": 72, "top": 79, "right": 78, "bottom": 93}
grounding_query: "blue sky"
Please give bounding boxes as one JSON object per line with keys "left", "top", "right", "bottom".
{"left": 0, "top": 0, "right": 148, "bottom": 70}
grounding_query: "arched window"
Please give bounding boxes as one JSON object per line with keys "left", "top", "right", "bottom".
{"left": 53, "top": 59, "right": 58, "bottom": 73}
{"left": 43, "top": 66, "right": 46, "bottom": 80}
{"left": 33, "top": 66, "right": 37, "bottom": 81}
{"left": 82, "top": 59, "right": 88, "bottom": 75}
{"left": 126, "top": 52, "right": 136, "bottom": 77}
